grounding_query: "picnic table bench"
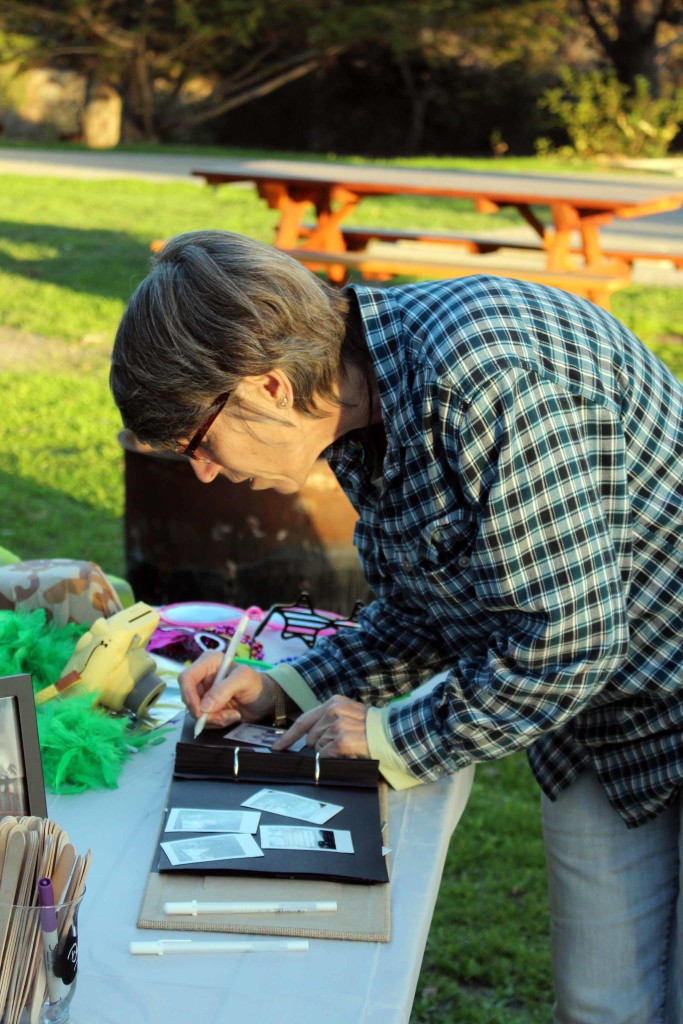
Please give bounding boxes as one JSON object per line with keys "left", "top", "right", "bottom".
{"left": 300, "top": 223, "right": 683, "bottom": 270}
{"left": 279, "top": 244, "right": 631, "bottom": 310}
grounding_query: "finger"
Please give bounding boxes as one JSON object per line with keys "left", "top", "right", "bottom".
{"left": 198, "top": 665, "right": 242, "bottom": 714}
{"left": 202, "top": 706, "right": 242, "bottom": 730}
{"left": 305, "top": 716, "right": 334, "bottom": 750}
{"left": 313, "top": 729, "right": 336, "bottom": 753}
{"left": 179, "top": 651, "right": 224, "bottom": 716}
{"left": 302, "top": 697, "right": 356, "bottom": 748}
{"left": 272, "top": 706, "right": 326, "bottom": 750}
{"left": 316, "top": 734, "right": 351, "bottom": 758}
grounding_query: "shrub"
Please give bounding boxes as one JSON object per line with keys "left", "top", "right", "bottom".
{"left": 537, "top": 67, "right": 683, "bottom": 159}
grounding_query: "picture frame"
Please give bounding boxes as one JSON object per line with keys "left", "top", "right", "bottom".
{"left": 0, "top": 674, "right": 47, "bottom": 818}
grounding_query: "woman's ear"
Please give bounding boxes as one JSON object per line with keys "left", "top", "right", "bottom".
{"left": 242, "top": 370, "right": 292, "bottom": 409}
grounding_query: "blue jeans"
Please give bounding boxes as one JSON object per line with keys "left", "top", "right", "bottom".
{"left": 541, "top": 769, "right": 682, "bottom": 1024}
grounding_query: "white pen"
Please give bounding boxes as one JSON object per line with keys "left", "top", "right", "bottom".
{"left": 163, "top": 899, "right": 337, "bottom": 916}
{"left": 194, "top": 612, "right": 250, "bottom": 738}
{"left": 130, "top": 939, "right": 308, "bottom": 956}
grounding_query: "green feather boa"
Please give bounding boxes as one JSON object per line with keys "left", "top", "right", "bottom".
{"left": 0, "top": 608, "right": 164, "bottom": 794}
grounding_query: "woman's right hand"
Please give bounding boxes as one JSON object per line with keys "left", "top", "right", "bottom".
{"left": 178, "top": 651, "right": 276, "bottom": 730}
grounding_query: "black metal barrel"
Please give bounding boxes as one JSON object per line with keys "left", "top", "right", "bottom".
{"left": 118, "top": 430, "right": 371, "bottom": 614}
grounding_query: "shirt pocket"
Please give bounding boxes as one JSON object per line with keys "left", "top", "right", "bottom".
{"left": 401, "top": 511, "right": 479, "bottom": 601}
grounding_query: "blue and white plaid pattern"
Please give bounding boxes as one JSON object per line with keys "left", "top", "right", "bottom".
{"left": 293, "top": 276, "right": 683, "bottom": 828}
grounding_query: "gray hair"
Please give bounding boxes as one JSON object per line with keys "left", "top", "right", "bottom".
{"left": 110, "top": 230, "right": 350, "bottom": 448}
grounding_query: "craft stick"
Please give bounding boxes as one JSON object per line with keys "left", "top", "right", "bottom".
{"left": 13, "top": 828, "right": 62, "bottom": 1024}
{"left": 8, "top": 830, "right": 41, "bottom": 1024}
{"left": 28, "top": 961, "right": 47, "bottom": 1024}
{"left": 58, "top": 849, "right": 91, "bottom": 946}
{"left": 55, "top": 827, "right": 70, "bottom": 859}
{"left": 0, "top": 828, "right": 26, "bottom": 979}
{"left": 37, "top": 836, "right": 55, "bottom": 880}
{"left": 12, "top": 916, "right": 42, "bottom": 1024}
{"left": 18, "top": 835, "right": 57, "bottom": 1022}
{"left": 0, "top": 819, "right": 89, "bottom": 1024}
{"left": 2, "top": 829, "right": 38, "bottom": 1024}
{"left": 17, "top": 818, "right": 42, "bottom": 832}
{"left": 194, "top": 612, "right": 250, "bottom": 738}
{"left": 0, "top": 817, "right": 18, "bottom": 878}
{"left": 77, "top": 849, "right": 92, "bottom": 898}
{"left": 51, "top": 844, "right": 76, "bottom": 903}
{"left": 60, "top": 854, "right": 82, "bottom": 919}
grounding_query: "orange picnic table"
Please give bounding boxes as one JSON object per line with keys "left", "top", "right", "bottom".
{"left": 190, "top": 158, "right": 683, "bottom": 307}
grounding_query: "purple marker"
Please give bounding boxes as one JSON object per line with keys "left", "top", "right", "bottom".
{"left": 37, "top": 877, "right": 62, "bottom": 1005}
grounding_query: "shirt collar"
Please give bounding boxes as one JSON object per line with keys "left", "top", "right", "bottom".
{"left": 345, "top": 283, "right": 421, "bottom": 452}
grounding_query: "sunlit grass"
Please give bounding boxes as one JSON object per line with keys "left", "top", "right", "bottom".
{"left": 0, "top": 156, "right": 680, "bottom": 1024}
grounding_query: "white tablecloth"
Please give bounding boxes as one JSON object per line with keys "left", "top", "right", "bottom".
{"left": 48, "top": 709, "right": 473, "bottom": 1024}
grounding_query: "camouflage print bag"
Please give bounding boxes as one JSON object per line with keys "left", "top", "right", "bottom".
{"left": 0, "top": 559, "right": 122, "bottom": 627}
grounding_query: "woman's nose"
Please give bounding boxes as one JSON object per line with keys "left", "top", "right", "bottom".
{"left": 190, "top": 459, "right": 221, "bottom": 483}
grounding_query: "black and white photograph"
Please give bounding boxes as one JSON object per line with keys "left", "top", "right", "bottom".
{"left": 160, "top": 831, "right": 263, "bottom": 866}
{"left": 241, "top": 788, "right": 343, "bottom": 825}
{"left": 0, "top": 674, "right": 47, "bottom": 817}
{"left": 260, "top": 825, "right": 354, "bottom": 855}
{"left": 165, "top": 807, "right": 260, "bottom": 834}
{"left": 224, "top": 722, "right": 307, "bottom": 752}
{"left": 0, "top": 694, "right": 27, "bottom": 815}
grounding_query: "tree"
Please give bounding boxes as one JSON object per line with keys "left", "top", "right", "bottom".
{"left": 0, "top": 0, "right": 348, "bottom": 140}
{"left": 0, "top": 0, "right": 480, "bottom": 143}
{"left": 574, "top": 0, "right": 683, "bottom": 91}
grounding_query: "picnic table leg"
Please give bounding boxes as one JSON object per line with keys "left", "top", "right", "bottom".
{"left": 514, "top": 203, "right": 547, "bottom": 243}
{"left": 578, "top": 216, "right": 628, "bottom": 275}
{"left": 546, "top": 202, "right": 580, "bottom": 271}
{"left": 300, "top": 190, "right": 360, "bottom": 283}
{"left": 255, "top": 182, "right": 312, "bottom": 249}
{"left": 580, "top": 220, "right": 604, "bottom": 267}
{"left": 273, "top": 199, "right": 312, "bottom": 249}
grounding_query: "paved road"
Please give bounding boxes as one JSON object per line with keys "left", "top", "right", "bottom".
{"left": 0, "top": 147, "right": 204, "bottom": 182}
{"left": 1, "top": 146, "right": 681, "bottom": 286}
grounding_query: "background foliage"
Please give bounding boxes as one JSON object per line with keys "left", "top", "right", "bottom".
{"left": 539, "top": 67, "right": 683, "bottom": 158}
{"left": 1, "top": 0, "right": 682, "bottom": 155}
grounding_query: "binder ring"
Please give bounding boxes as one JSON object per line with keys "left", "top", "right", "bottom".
{"left": 314, "top": 751, "right": 320, "bottom": 784}
{"left": 233, "top": 747, "right": 240, "bottom": 778}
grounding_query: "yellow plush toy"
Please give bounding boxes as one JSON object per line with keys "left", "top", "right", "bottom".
{"left": 35, "top": 602, "right": 166, "bottom": 715}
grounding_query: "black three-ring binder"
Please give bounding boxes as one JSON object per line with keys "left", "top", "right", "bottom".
{"left": 152, "top": 716, "right": 389, "bottom": 885}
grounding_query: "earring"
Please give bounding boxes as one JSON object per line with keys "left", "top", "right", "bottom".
{"left": 278, "top": 396, "right": 288, "bottom": 408}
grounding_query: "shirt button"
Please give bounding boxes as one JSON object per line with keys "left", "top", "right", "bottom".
{"left": 402, "top": 556, "right": 413, "bottom": 572}
{"left": 457, "top": 556, "right": 470, "bottom": 568}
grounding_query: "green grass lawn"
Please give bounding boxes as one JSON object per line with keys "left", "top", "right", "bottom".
{"left": 0, "top": 148, "right": 681, "bottom": 1024}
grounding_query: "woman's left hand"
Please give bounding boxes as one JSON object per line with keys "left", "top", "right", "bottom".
{"left": 272, "top": 695, "right": 370, "bottom": 758}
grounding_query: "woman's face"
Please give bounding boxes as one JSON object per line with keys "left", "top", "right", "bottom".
{"left": 185, "top": 372, "right": 336, "bottom": 495}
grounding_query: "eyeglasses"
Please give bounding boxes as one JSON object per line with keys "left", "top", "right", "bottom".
{"left": 175, "top": 391, "right": 230, "bottom": 463}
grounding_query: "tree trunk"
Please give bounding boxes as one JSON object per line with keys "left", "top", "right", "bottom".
{"left": 577, "top": 0, "right": 670, "bottom": 92}
{"left": 82, "top": 82, "right": 122, "bottom": 148}
{"left": 613, "top": 0, "right": 659, "bottom": 87}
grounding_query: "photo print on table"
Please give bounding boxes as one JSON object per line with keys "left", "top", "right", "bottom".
{"left": 260, "top": 825, "right": 354, "bottom": 854}
{"left": 241, "top": 788, "right": 343, "bottom": 825}
{"left": 165, "top": 808, "right": 260, "bottom": 834}
{"left": 224, "top": 723, "right": 307, "bottom": 753}
{"left": 160, "top": 832, "right": 262, "bottom": 866}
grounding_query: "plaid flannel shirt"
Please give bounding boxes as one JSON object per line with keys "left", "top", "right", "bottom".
{"left": 279, "top": 276, "right": 683, "bottom": 828}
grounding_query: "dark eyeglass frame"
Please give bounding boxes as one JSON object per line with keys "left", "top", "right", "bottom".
{"left": 176, "top": 391, "right": 231, "bottom": 462}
